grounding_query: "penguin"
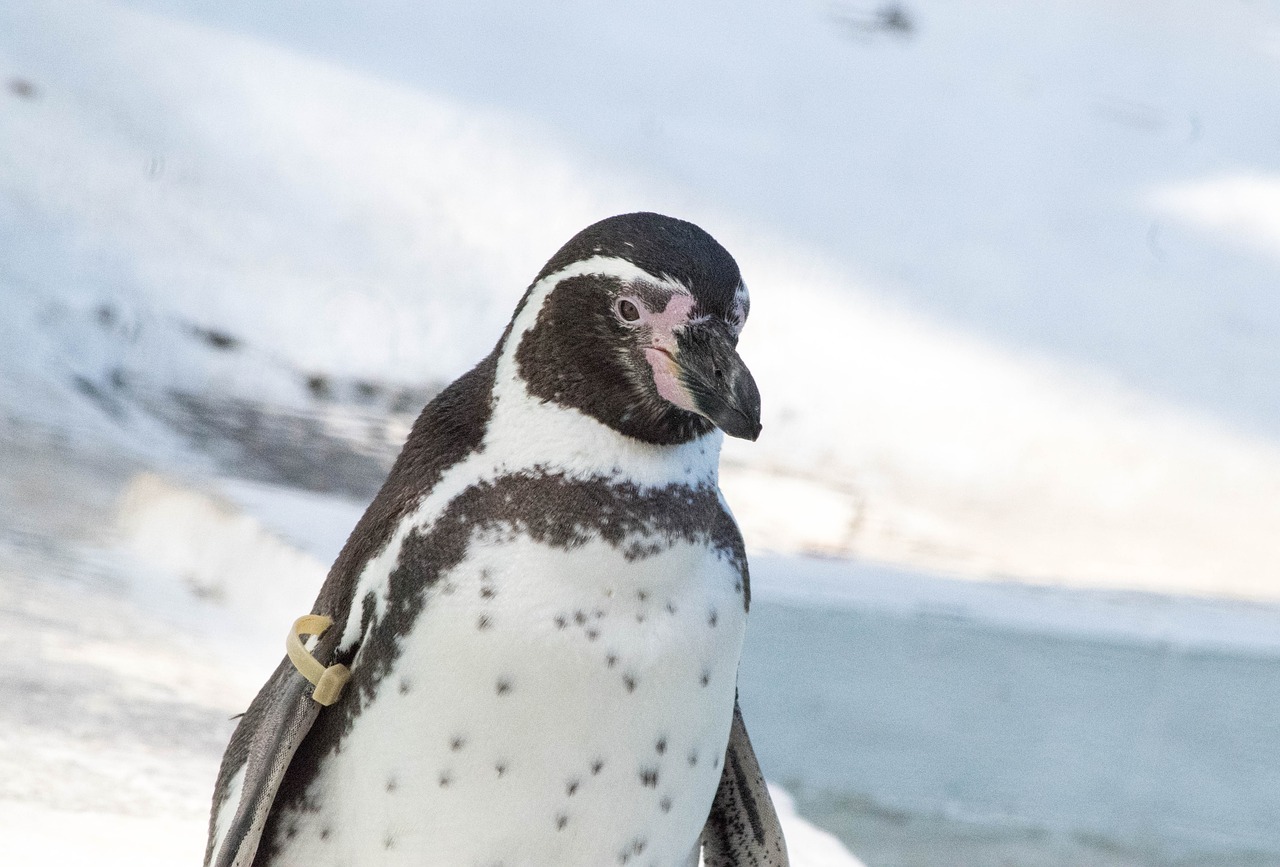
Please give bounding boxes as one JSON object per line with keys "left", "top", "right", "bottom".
{"left": 205, "top": 212, "right": 789, "bottom": 867}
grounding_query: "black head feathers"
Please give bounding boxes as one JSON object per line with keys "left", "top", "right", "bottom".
{"left": 514, "top": 213, "right": 759, "bottom": 446}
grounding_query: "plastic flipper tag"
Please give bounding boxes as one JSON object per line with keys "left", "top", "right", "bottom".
{"left": 285, "top": 615, "right": 351, "bottom": 707}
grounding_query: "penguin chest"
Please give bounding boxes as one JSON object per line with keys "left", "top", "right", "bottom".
{"left": 283, "top": 532, "right": 746, "bottom": 866}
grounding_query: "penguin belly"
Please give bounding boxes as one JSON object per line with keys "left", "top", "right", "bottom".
{"left": 268, "top": 532, "right": 747, "bottom": 867}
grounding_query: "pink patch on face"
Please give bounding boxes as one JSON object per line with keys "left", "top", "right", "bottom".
{"left": 619, "top": 289, "right": 699, "bottom": 410}
{"left": 649, "top": 293, "right": 695, "bottom": 327}
{"left": 641, "top": 293, "right": 695, "bottom": 352}
{"left": 644, "top": 348, "right": 696, "bottom": 412}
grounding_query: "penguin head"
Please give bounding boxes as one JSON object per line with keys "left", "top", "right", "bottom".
{"left": 512, "top": 212, "right": 761, "bottom": 447}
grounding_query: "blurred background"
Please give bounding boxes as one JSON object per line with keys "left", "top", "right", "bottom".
{"left": 3, "top": 0, "right": 1279, "bottom": 864}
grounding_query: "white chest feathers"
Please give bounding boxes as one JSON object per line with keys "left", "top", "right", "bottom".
{"left": 270, "top": 522, "right": 747, "bottom": 867}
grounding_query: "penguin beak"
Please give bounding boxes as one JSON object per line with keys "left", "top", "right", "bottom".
{"left": 673, "top": 322, "right": 763, "bottom": 441}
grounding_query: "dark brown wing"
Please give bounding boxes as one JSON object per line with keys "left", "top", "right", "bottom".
{"left": 205, "top": 660, "right": 319, "bottom": 867}
{"left": 701, "top": 700, "right": 790, "bottom": 866}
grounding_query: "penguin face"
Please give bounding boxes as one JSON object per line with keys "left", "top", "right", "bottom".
{"left": 514, "top": 213, "right": 762, "bottom": 446}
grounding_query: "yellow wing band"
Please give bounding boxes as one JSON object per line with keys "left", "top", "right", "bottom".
{"left": 286, "top": 614, "right": 351, "bottom": 707}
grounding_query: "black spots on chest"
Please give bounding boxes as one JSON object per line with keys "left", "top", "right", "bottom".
{"left": 264, "top": 470, "right": 748, "bottom": 843}
{"left": 558, "top": 606, "right": 606, "bottom": 641}
{"left": 617, "top": 835, "right": 649, "bottom": 864}
{"left": 379, "top": 469, "right": 748, "bottom": 689}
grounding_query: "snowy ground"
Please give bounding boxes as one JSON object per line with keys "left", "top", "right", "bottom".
{"left": 5, "top": 0, "right": 1280, "bottom": 596}
{"left": 4, "top": 0, "right": 1280, "bottom": 863}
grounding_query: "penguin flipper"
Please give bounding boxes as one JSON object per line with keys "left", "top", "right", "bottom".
{"left": 700, "top": 700, "right": 790, "bottom": 866}
{"left": 205, "top": 658, "right": 321, "bottom": 867}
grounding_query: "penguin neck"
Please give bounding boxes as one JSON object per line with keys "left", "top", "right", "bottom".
{"left": 482, "top": 373, "right": 723, "bottom": 489}
{"left": 481, "top": 260, "right": 725, "bottom": 489}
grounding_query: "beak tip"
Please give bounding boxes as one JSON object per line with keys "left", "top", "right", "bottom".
{"left": 717, "top": 415, "right": 762, "bottom": 441}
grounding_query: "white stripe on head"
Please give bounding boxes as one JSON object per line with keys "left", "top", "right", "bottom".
{"left": 508, "top": 256, "right": 688, "bottom": 347}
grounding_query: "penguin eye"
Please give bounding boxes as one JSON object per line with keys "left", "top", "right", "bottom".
{"left": 616, "top": 298, "right": 641, "bottom": 323}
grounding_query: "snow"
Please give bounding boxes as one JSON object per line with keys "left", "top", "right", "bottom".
{"left": 1152, "top": 173, "right": 1280, "bottom": 263}
{"left": 767, "top": 787, "right": 867, "bottom": 867}
{"left": 4, "top": 0, "right": 1280, "bottom": 598}
{"left": 3, "top": 0, "right": 1279, "bottom": 862}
